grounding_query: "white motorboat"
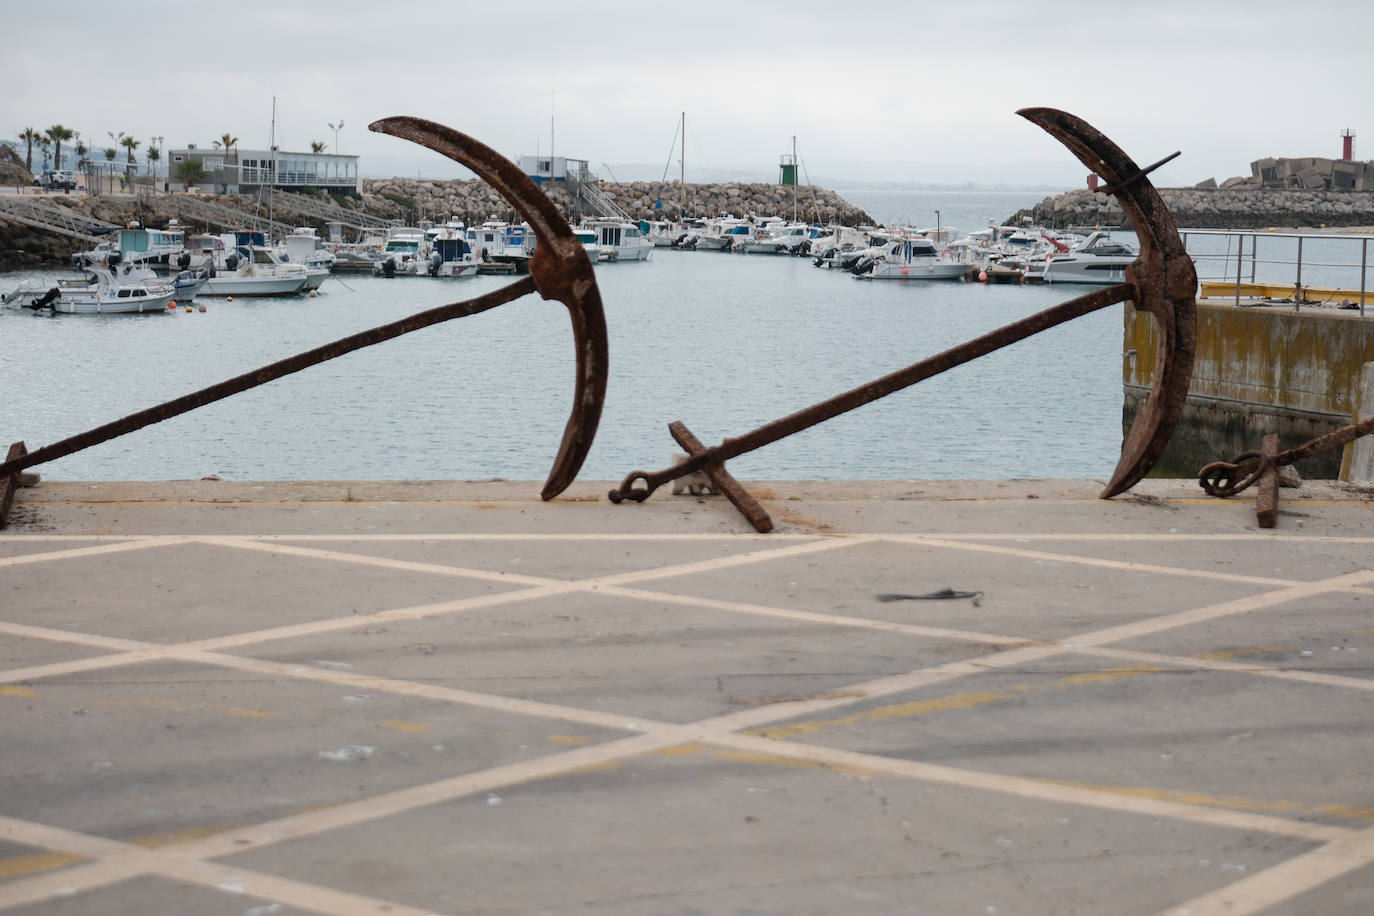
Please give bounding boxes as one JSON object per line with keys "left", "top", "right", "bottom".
{"left": 4, "top": 266, "right": 178, "bottom": 314}
{"left": 199, "top": 246, "right": 310, "bottom": 297}
{"left": 692, "top": 217, "right": 749, "bottom": 251}
{"left": 73, "top": 223, "right": 186, "bottom": 269}
{"left": 1034, "top": 231, "right": 1137, "bottom": 284}
{"left": 373, "top": 227, "right": 428, "bottom": 276}
{"left": 424, "top": 224, "right": 480, "bottom": 277}
{"left": 573, "top": 227, "right": 605, "bottom": 262}
{"left": 280, "top": 227, "right": 336, "bottom": 273}
{"left": 853, "top": 236, "right": 973, "bottom": 281}
{"left": 580, "top": 218, "right": 653, "bottom": 262}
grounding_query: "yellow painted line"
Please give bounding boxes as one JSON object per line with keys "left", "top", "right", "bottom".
{"left": 0, "top": 647, "right": 176, "bottom": 688}
{"left": 1193, "top": 644, "right": 1295, "bottom": 661}
{"left": 1158, "top": 825, "right": 1374, "bottom": 915}
{"left": 250, "top": 532, "right": 813, "bottom": 541}
{"left": 0, "top": 686, "right": 36, "bottom": 698}
{"left": 0, "top": 620, "right": 156, "bottom": 652}
{"left": 0, "top": 850, "right": 84, "bottom": 880}
{"left": 213, "top": 705, "right": 280, "bottom": 720}
{"left": 547, "top": 734, "right": 593, "bottom": 745}
{"left": 1071, "top": 645, "right": 1374, "bottom": 693}
{"left": 381, "top": 719, "right": 427, "bottom": 732}
{"left": 746, "top": 665, "right": 1163, "bottom": 740}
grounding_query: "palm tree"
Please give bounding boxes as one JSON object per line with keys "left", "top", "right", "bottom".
{"left": 219, "top": 133, "right": 239, "bottom": 163}
{"left": 310, "top": 141, "right": 326, "bottom": 153}
{"left": 120, "top": 136, "right": 140, "bottom": 182}
{"left": 19, "top": 127, "right": 39, "bottom": 172}
{"left": 45, "top": 124, "right": 74, "bottom": 172}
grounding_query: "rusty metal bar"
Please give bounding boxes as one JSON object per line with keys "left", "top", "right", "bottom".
{"left": 611, "top": 283, "right": 1131, "bottom": 504}
{"left": 1199, "top": 413, "right": 1374, "bottom": 502}
{"left": 669, "top": 421, "right": 773, "bottom": 533}
{"left": 0, "top": 441, "right": 27, "bottom": 528}
{"left": 0, "top": 278, "right": 535, "bottom": 482}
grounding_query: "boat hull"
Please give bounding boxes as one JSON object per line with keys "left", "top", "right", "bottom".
{"left": 199, "top": 276, "right": 308, "bottom": 296}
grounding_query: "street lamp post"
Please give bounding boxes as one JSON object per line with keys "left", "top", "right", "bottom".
{"left": 151, "top": 135, "right": 163, "bottom": 189}
{"left": 329, "top": 120, "right": 344, "bottom": 153}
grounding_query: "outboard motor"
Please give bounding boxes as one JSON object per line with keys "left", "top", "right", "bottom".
{"left": 107, "top": 252, "right": 122, "bottom": 268}
{"left": 429, "top": 252, "right": 443, "bottom": 277}
{"left": 382, "top": 256, "right": 397, "bottom": 278}
{"left": 30, "top": 287, "right": 62, "bottom": 310}
{"left": 177, "top": 251, "right": 191, "bottom": 269}
{"left": 224, "top": 253, "right": 240, "bottom": 271}
{"left": 850, "top": 256, "right": 875, "bottom": 276}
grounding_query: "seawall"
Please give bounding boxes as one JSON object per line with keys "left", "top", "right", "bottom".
{"left": 1123, "top": 300, "right": 1374, "bottom": 480}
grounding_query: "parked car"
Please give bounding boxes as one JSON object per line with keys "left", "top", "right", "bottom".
{"left": 34, "top": 170, "right": 78, "bottom": 191}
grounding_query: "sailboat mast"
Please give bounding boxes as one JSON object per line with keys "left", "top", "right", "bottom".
{"left": 268, "top": 96, "right": 277, "bottom": 231}
{"left": 680, "top": 111, "right": 685, "bottom": 216}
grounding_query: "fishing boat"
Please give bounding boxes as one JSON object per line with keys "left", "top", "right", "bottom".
{"left": 580, "top": 218, "right": 653, "bottom": 261}
{"left": 198, "top": 246, "right": 310, "bottom": 296}
{"left": 3, "top": 264, "right": 178, "bottom": 314}
{"left": 424, "top": 223, "right": 480, "bottom": 277}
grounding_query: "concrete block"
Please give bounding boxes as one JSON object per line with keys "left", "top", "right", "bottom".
{"left": 1298, "top": 168, "right": 1328, "bottom": 189}
{"left": 1195, "top": 177, "right": 1218, "bottom": 190}
{"left": 1220, "top": 176, "right": 1249, "bottom": 188}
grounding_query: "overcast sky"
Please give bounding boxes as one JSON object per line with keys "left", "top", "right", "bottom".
{"left": 6, "top": 0, "right": 1369, "bottom": 188}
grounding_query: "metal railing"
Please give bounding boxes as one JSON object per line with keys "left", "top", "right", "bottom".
{"left": 1180, "top": 228, "right": 1370, "bottom": 317}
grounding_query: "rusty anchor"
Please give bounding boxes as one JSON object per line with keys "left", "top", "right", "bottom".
{"left": 0, "top": 116, "right": 609, "bottom": 528}
{"left": 608, "top": 108, "right": 1198, "bottom": 532}
{"left": 1198, "top": 416, "right": 1374, "bottom": 527}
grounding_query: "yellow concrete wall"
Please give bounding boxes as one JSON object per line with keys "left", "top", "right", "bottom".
{"left": 1125, "top": 302, "right": 1374, "bottom": 479}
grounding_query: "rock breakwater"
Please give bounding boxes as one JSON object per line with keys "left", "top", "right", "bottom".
{"left": 1010, "top": 188, "right": 1374, "bottom": 231}
{"left": 359, "top": 177, "right": 871, "bottom": 226}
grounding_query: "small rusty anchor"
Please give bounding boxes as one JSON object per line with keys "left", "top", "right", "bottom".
{"left": 0, "top": 117, "right": 609, "bottom": 528}
{"left": 1198, "top": 416, "right": 1374, "bottom": 527}
{"left": 609, "top": 108, "right": 1198, "bottom": 531}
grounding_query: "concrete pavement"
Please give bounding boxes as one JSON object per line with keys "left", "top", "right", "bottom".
{"left": 1, "top": 478, "right": 1373, "bottom": 915}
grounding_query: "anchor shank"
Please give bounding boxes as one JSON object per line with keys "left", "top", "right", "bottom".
{"left": 697, "top": 283, "right": 1130, "bottom": 469}
{"left": 0, "top": 277, "right": 537, "bottom": 480}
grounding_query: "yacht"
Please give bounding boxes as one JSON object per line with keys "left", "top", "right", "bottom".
{"left": 1034, "top": 231, "right": 1137, "bottom": 284}
{"left": 854, "top": 235, "right": 973, "bottom": 281}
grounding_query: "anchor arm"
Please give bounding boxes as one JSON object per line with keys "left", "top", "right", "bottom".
{"left": 369, "top": 117, "right": 609, "bottom": 499}
{"left": 1018, "top": 108, "right": 1197, "bottom": 497}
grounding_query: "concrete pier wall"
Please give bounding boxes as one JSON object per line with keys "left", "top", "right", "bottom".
{"left": 1123, "top": 301, "right": 1374, "bottom": 480}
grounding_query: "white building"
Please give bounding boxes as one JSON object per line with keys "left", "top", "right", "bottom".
{"left": 516, "top": 154, "right": 592, "bottom": 185}
{"left": 168, "top": 145, "right": 361, "bottom": 194}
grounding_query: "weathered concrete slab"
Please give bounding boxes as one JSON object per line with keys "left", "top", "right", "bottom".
{"left": 1, "top": 478, "right": 1371, "bottom": 915}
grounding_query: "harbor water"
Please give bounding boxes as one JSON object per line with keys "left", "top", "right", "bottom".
{"left": 3, "top": 190, "right": 1136, "bottom": 484}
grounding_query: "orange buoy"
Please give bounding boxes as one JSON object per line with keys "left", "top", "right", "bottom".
{"left": 978, "top": 271, "right": 988, "bottom": 282}
{"left": 198, "top": 304, "right": 207, "bottom": 312}
{"left": 168, "top": 301, "right": 177, "bottom": 309}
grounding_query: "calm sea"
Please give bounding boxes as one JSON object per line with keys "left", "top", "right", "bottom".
{"left": 6, "top": 187, "right": 1287, "bottom": 485}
